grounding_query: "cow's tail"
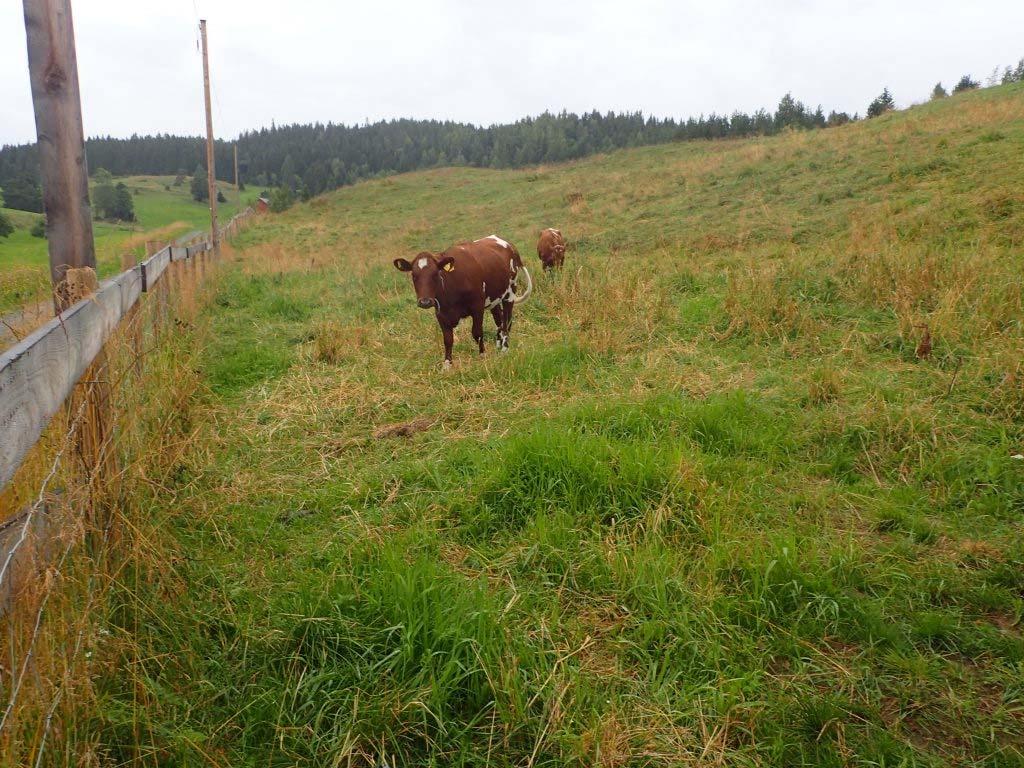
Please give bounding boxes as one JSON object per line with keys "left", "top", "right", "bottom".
{"left": 512, "top": 265, "right": 532, "bottom": 304}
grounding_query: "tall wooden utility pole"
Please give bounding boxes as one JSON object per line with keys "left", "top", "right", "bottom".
{"left": 23, "top": 0, "right": 115, "bottom": 512}
{"left": 22, "top": 0, "right": 96, "bottom": 312}
{"left": 200, "top": 19, "right": 219, "bottom": 256}
{"left": 233, "top": 143, "right": 239, "bottom": 201}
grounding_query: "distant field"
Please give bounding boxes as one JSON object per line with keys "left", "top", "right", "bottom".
{"left": 0, "top": 174, "right": 247, "bottom": 313}
{"left": 98, "top": 84, "right": 1024, "bottom": 766}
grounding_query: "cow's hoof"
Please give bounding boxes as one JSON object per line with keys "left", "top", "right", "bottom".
{"left": 442, "top": 360, "right": 452, "bottom": 371}
{"left": 500, "top": 346, "right": 509, "bottom": 353}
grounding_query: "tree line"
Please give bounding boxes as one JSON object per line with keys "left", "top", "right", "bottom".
{"left": 1, "top": 57, "right": 1021, "bottom": 215}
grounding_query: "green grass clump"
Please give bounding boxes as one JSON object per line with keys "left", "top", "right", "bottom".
{"left": 271, "top": 545, "right": 541, "bottom": 763}
{"left": 469, "top": 427, "right": 684, "bottom": 533}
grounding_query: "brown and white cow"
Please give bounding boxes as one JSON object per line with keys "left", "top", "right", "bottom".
{"left": 394, "top": 235, "right": 532, "bottom": 369}
{"left": 537, "top": 227, "right": 566, "bottom": 271}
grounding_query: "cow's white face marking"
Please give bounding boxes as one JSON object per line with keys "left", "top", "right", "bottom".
{"left": 417, "top": 257, "right": 428, "bottom": 269}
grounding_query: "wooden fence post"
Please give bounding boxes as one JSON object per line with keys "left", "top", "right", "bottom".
{"left": 23, "top": 0, "right": 115, "bottom": 519}
{"left": 200, "top": 20, "right": 220, "bottom": 258}
{"left": 121, "top": 252, "right": 142, "bottom": 377}
{"left": 145, "top": 241, "right": 165, "bottom": 335}
{"left": 65, "top": 268, "right": 116, "bottom": 522}
{"left": 23, "top": 0, "right": 96, "bottom": 313}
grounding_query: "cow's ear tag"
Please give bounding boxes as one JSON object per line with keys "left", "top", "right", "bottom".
{"left": 443, "top": 262, "right": 455, "bottom": 272}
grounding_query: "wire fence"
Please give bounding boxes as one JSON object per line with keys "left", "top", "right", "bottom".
{"left": 0, "top": 210, "right": 254, "bottom": 764}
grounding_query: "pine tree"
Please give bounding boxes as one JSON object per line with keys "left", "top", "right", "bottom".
{"left": 2, "top": 176, "right": 44, "bottom": 213}
{"left": 867, "top": 88, "right": 895, "bottom": 118}
{"left": 827, "top": 110, "right": 852, "bottom": 127}
{"left": 92, "top": 176, "right": 117, "bottom": 219}
{"left": 112, "top": 182, "right": 135, "bottom": 221}
{"left": 931, "top": 82, "right": 947, "bottom": 100}
{"left": 269, "top": 186, "right": 293, "bottom": 212}
{"left": 191, "top": 164, "right": 209, "bottom": 202}
{"left": 279, "top": 154, "right": 296, "bottom": 191}
{"left": 953, "top": 75, "right": 979, "bottom": 93}
{"left": 774, "top": 93, "right": 808, "bottom": 130}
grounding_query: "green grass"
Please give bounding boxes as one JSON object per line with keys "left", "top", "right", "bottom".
{"left": 98, "top": 83, "right": 1024, "bottom": 765}
{"left": 0, "top": 174, "right": 247, "bottom": 312}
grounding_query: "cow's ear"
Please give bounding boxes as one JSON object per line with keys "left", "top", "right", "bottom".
{"left": 393, "top": 257, "right": 413, "bottom": 272}
{"left": 437, "top": 256, "right": 455, "bottom": 273}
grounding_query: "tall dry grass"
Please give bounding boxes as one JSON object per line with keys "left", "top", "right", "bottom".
{"left": 0, "top": 240, "right": 227, "bottom": 765}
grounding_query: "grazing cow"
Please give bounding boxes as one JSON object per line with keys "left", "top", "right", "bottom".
{"left": 537, "top": 227, "right": 566, "bottom": 271}
{"left": 394, "top": 235, "right": 532, "bottom": 369}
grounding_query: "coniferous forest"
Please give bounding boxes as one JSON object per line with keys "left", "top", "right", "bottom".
{"left": 2, "top": 58, "right": 1022, "bottom": 210}
{"left": 0, "top": 94, "right": 854, "bottom": 206}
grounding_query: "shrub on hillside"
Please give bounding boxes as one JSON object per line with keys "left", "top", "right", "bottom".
{"left": 0, "top": 211, "right": 12, "bottom": 239}
{"left": 953, "top": 75, "right": 980, "bottom": 93}
{"left": 867, "top": 88, "right": 895, "bottom": 118}
{"left": 92, "top": 173, "right": 135, "bottom": 221}
{"left": 931, "top": 82, "right": 948, "bottom": 100}
{"left": 30, "top": 218, "right": 45, "bottom": 238}
{"left": 191, "top": 164, "right": 208, "bottom": 202}
{"left": 112, "top": 182, "right": 135, "bottom": 221}
{"left": 269, "top": 186, "right": 293, "bottom": 212}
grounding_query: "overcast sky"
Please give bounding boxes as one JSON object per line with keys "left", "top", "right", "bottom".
{"left": 2, "top": 0, "right": 1022, "bottom": 146}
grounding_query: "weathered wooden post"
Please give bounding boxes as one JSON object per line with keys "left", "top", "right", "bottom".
{"left": 144, "top": 240, "right": 165, "bottom": 337}
{"left": 121, "top": 252, "right": 142, "bottom": 377}
{"left": 23, "top": 0, "right": 95, "bottom": 313}
{"left": 23, "top": 0, "right": 115, "bottom": 514}
{"left": 200, "top": 19, "right": 220, "bottom": 260}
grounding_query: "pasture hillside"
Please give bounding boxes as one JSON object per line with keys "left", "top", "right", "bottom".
{"left": 99, "top": 84, "right": 1024, "bottom": 766}
{"left": 0, "top": 175, "right": 244, "bottom": 314}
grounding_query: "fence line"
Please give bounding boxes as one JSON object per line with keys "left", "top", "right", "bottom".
{"left": 0, "top": 207, "right": 254, "bottom": 762}
{"left": 0, "top": 210, "right": 249, "bottom": 496}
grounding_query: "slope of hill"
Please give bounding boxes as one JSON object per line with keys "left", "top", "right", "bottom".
{"left": 99, "top": 84, "right": 1024, "bottom": 766}
{"left": 0, "top": 175, "right": 245, "bottom": 314}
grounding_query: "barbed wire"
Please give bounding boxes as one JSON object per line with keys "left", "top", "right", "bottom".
{"left": 0, "top": 393, "right": 91, "bottom": 590}
{"left": 0, "top": 354, "right": 115, "bottom": 739}
{"left": 32, "top": 553, "right": 100, "bottom": 767}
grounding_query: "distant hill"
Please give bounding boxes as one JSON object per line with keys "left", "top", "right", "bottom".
{"left": 1, "top": 94, "right": 857, "bottom": 207}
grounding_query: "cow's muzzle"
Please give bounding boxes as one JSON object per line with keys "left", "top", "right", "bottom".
{"left": 417, "top": 298, "right": 438, "bottom": 310}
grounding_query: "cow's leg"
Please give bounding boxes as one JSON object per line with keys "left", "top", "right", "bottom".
{"left": 490, "top": 304, "right": 506, "bottom": 351}
{"left": 440, "top": 321, "right": 454, "bottom": 369}
{"left": 471, "top": 309, "right": 485, "bottom": 355}
{"left": 499, "top": 300, "right": 514, "bottom": 351}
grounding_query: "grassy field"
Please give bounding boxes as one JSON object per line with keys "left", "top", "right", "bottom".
{"left": 0, "top": 174, "right": 245, "bottom": 313}
{"left": 99, "top": 84, "right": 1023, "bottom": 766}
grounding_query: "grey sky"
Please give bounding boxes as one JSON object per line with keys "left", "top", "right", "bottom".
{"left": 2, "top": 0, "right": 1022, "bottom": 146}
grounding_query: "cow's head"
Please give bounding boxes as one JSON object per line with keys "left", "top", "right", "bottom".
{"left": 394, "top": 252, "right": 455, "bottom": 310}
